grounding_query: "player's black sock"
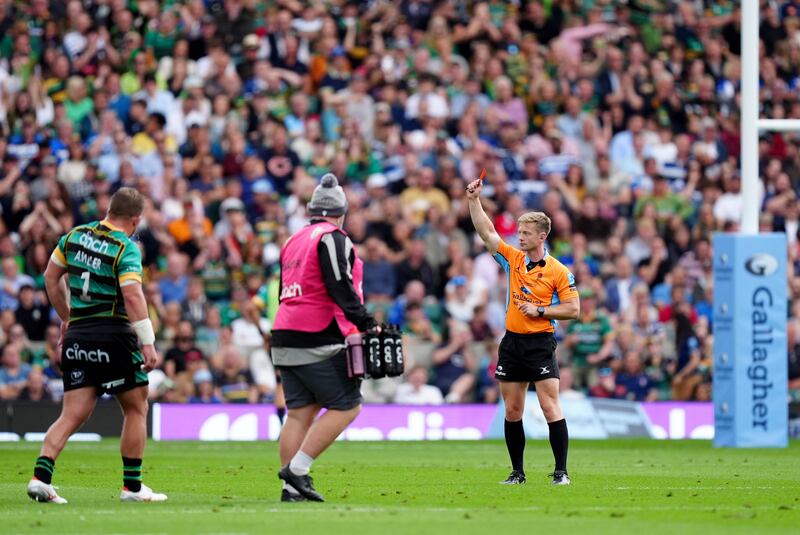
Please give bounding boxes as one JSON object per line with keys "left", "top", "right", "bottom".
{"left": 122, "top": 457, "right": 142, "bottom": 492}
{"left": 504, "top": 419, "right": 526, "bottom": 472}
{"left": 277, "top": 407, "right": 286, "bottom": 424}
{"left": 548, "top": 418, "right": 569, "bottom": 472}
{"left": 33, "top": 456, "right": 55, "bottom": 484}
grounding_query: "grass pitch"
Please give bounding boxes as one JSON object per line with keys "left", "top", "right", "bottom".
{"left": 1, "top": 439, "right": 799, "bottom": 534}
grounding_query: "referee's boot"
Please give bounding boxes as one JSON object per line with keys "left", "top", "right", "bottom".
{"left": 551, "top": 471, "right": 571, "bottom": 486}
{"left": 500, "top": 470, "right": 526, "bottom": 485}
{"left": 278, "top": 465, "right": 325, "bottom": 502}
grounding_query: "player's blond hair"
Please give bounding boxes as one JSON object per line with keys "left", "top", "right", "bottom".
{"left": 517, "top": 211, "right": 551, "bottom": 236}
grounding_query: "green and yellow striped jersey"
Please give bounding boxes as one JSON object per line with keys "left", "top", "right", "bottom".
{"left": 50, "top": 220, "right": 143, "bottom": 323}
{"left": 251, "top": 279, "right": 280, "bottom": 324}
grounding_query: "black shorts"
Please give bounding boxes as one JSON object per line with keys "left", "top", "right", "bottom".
{"left": 61, "top": 321, "right": 148, "bottom": 395}
{"left": 277, "top": 351, "right": 362, "bottom": 411}
{"left": 496, "top": 331, "right": 559, "bottom": 383}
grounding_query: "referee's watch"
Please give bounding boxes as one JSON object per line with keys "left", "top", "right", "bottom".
{"left": 537, "top": 306, "right": 546, "bottom": 318}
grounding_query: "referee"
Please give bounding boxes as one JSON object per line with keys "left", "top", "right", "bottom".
{"left": 467, "top": 177, "right": 580, "bottom": 486}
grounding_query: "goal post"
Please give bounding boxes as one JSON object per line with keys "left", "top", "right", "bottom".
{"left": 712, "top": 0, "right": 789, "bottom": 448}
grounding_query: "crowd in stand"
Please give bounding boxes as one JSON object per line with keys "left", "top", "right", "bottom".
{"left": 1, "top": 0, "right": 800, "bottom": 406}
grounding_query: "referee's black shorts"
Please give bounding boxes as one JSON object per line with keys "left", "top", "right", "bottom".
{"left": 495, "top": 331, "right": 559, "bottom": 383}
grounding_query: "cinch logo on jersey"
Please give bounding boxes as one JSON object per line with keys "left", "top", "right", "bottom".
{"left": 280, "top": 282, "right": 303, "bottom": 300}
{"left": 65, "top": 343, "right": 110, "bottom": 363}
{"left": 78, "top": 233, "right": 111, "bottom": 254}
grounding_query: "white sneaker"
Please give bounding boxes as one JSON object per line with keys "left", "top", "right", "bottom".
{"left": 120, "top": 483, "right": 168, "bottom": 502}
{"left": 27, "top": 479, "right": 68, "bottom": 504}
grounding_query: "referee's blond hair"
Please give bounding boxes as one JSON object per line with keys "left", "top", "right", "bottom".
{"left": 518, "top": 212, "right": 551, "bottom": 236}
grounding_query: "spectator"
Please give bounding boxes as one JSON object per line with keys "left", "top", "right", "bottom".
{"left": 215, "top": 197, "right": 255, "bottom": 267}
{"left": 604, "top": 256, "right": 641, "bottom": 315}
{"left": 163, "top": 321, "right": 205, "bottom": 379}
{"left": 214, "top": 345, "right": 259, "bottom": 404}
{"left": 558, "top": 366, "right": 586, "bottom": 400}
{"left": 563, "top": 288, "right": 614, "bottom": 388}
{"left": 634, "top": 175, "right": 693, "bottom": 225}
{"left": 196, "top": 305, "right": 224, "bottom": 358}
{"left": 615, "top": 351, "right": 658, "bottom": 402}
{"left": 188, "top": 369, "right": 222, "bottom": 404}
{"left": 362, "top": 236, "right": 396, "bottom": 302}
{"left": 671, "top": 311, "right": 704, "bottom": 401}
{"left": 0, "top": 343, "right": 31, "bottom": 399}
{"left": 194, "top": 238, "right": 231, "bottom": 302}
{"left": 159, "top": 253, "right": 190, "bottom": 304}
{"left": 444, "top": 276, "right": 481, "bottom": 324}
{"left": 393, "top": 366, "right": 444, "bottom": 405}
{"left": 589, "top": 367, "right": 626, "bottom": 399}
{"left": 5, "top": 323, "right": 34, "bottom": 363}
{"left": 399, "top": 167, "right": 450, "bottom": 227}
{"left": 431, "top": 320, "right": 477, "bottom": 403}
{"left": 18, "top": 366, "right": 52, "bottom": 402}
{"left": 394, "top": 239, "right": 436, "bottom": 296}
{"left": 14, "top": 285, "right": 50, "bottom": 341}
{"left": 182, "top": 277, "right": 208, "bottom": 327}
{"left": 475, "top": 340, "right": 500, "bottom": 403}
{"left": 0, "top": 257, "right": 35, "bottom": 311}
{"left": 230, "top": 310, "right": 276, "bottom": 400}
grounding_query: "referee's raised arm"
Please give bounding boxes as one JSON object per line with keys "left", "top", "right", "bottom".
{"left": 466, "top": 177, "right": 501, "bottom": 255}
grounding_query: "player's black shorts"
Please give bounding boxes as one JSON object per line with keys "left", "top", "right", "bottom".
{"left": 277, "top": 351, "right": 361, "bottom": 411}
{"left": 61, "top": 320, "right": 148, "bottom": 395}
{"left": 496, "top": 331, "right": 559, "bottom": 383}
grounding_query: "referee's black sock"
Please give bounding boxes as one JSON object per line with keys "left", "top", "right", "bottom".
{"left": 504, "top": 419, "right": 526, "bottom": 473}
{"left": 548, "top": 418, "right": 569, "bottom": 473}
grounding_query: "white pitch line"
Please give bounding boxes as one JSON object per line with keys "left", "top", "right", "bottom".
{"left": 614, "top": 486, "right": 786, "bottom": 491}
{"left": 4, "top": 504, "right": 795, "bottom": 516}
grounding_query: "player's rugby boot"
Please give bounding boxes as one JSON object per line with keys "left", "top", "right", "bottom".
{"left": 27, "top": 478, "right": 68, "bottom": 504}
{"left": 120, "top": 483, "right": 168, "bottom": 502}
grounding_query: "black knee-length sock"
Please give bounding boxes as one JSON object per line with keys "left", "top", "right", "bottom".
{"left": 504, "top": 419, "right": 526, "bottom": 472}
{"left": 548, "top": 418, "right": 569, "bottom": 472}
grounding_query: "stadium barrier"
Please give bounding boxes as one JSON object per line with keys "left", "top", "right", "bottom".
{"left": 0, "top": 400, "right": 151, "bottom": 439}
{"left": 151, "top": 399, "right": 719, "bottom": 441}
{"left": 3, "top": 400, "right": 795, "bottom": 442}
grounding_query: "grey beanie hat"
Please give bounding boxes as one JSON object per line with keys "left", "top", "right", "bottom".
{"left": 308, "top": 173, "right": 348, "bottom": 216}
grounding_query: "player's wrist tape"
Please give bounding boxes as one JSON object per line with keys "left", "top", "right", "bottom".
{"left": 132, "top": 319, "right": 156, "bottom": 345}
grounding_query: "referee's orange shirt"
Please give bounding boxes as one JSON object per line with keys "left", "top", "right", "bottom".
{"left": 493, "top": 240, "right": 579, "bottom": 334}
